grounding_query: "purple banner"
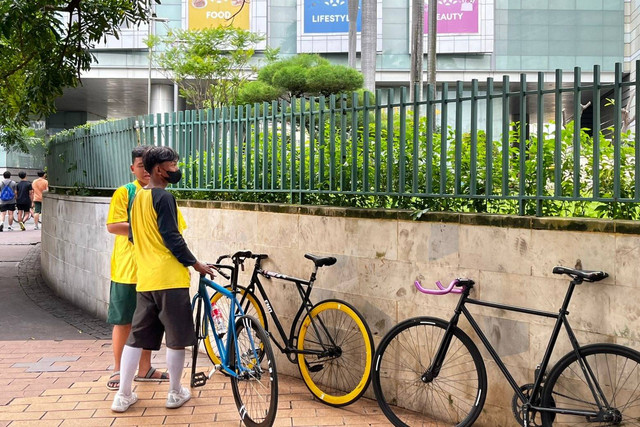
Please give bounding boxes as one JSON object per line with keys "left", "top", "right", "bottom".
{"left": 424, "top": 0, "right": 478, "bottom": 34}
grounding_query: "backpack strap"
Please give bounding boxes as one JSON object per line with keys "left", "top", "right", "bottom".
{"left": 124, "top": 182, "right": 138, "bottom": 222}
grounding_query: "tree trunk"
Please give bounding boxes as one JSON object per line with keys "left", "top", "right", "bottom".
{"left": 410, "top": 0, "right": 424, "bottom": 102}
{"left": 361, "top": 0, "right": 377, "bottom": 93}
{"left": 427, "top": 0, "right": 437, "bottom": 87}
{"left": 348, "top": 0, "right": 359, "bottom": 69}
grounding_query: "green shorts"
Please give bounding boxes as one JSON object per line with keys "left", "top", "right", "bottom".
{"left": 107, "top": 281, "right": 137, "bottom": 325}
{"left": 34, "top": 201, "right": 42, "bottom": 214}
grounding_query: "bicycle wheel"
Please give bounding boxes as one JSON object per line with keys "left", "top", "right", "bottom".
{"left": 205, "top": 286, "right": 267, "bottom": 365}
{"left": 230, "top": 315, "right": 278, "bottom": 427}
{"left": 541, "top": 343, "right": 640, "bottom": 426}
{"left": 372, "top": 317, "right": 486, "bottom": 427}
{"left": 296, "top": 299, "right": 374, "bottom": 407}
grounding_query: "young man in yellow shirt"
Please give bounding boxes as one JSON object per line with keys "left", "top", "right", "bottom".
{"left": 111, "top": 146, "right": 214, "bottom": 412}
{"left": 105, "top": 146, "right": 169, "bottom": 391}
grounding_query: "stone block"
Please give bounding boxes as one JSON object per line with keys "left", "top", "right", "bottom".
{"left": 614, "top": 234, "right": 640, "bottom": 288}
{"left": 459, "top": 225, "right": 532, "bottom": 275}
{"left": 354, "top": 257, "right": 415, "bottom": 301}
{"left": 298, "top": 215, "right": 348, "bottom": 255}
{"left": 397, "top": 220, "right": 432, "bottom": 264}
{"left": 254, "top": 211, "right": 300, "bottom": 249}
{"left": 529, "top": 229, "right": 616, "bottom": 279}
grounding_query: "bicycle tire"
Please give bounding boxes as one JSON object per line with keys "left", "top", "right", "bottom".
{"left": 296, "top": 299, "right": 374, "bottom": 407}
{"left": 230, "top": 315, "right": 278, "bottom": 427}
{"left": 540, "top": 343, "right": 640, "bottom": 426}
{"left": 372, "top": 317, "right": 487, "bottom": 427}
{"left": 205, "top": 286, "right": 267, "bottom": 365}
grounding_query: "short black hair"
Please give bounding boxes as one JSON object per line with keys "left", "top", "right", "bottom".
{"left": 37, "top": 171, "right": 45, "bottom": 177}
{"left": 3, "top": 171, "right": 10, "bottom": 179}
{"left": 143, "top": 146, "right": 179, "bottom": 173}
{"left": 131, "top": 145, "right": 150, "bottom": 163}
{"left": 18, "top": 171, "right": 26, "bottom": 179}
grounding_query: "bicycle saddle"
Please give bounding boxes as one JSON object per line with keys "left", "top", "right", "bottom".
{"left": 552, "top": 266, "right": 608, "bottom": 282}
{"left": 304, "top": 253, "right": 337, "bottom": 267}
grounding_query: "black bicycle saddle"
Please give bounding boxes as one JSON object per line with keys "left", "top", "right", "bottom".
{"left": 304, "top": 253, "right": 337, "bottom": 267}
{"left": 552, "top": 266, "right": 608, "bottom": 282}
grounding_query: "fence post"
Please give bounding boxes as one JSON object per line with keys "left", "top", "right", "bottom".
{"left": 572, "top": 67, "right": 582, "bottom": 200}
{"left": 614, "top": 62, "right": 622, "bottom": 200}
{"left": 470, "top": 79, "right": 478, "bottom": 198}
{"left": 486, "top": 77, "right": 494, "bottom": 199}
{"left": 536, "top": 72, "right": 544, "bottom": 217}
{"left": 518, "top": 73, "right": 526, "bottom": 216}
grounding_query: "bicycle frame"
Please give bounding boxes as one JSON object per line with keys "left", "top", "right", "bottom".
{"left": 192, "top": 274, "right": 257, "bottom": 378}
{"left": 237, "top": 262, "right": 339, "bottom": 363}
{"left": 431, "top": 279, "right": 610, "bottom": 421}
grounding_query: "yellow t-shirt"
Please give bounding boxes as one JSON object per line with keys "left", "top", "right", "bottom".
{"left": 130, "top": 188, "right": 191, "bottom": 292}
{"left": 106, "top": 180, "right": 142, "bottom": 284}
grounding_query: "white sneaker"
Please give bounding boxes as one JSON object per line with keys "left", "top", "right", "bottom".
{"left": 111, "top": 391, "right": 138, "bottom": 412}
{"left": 34, "top": 225, "right": 39, "bottom": 230}
{"left": 166, "top": 386, "right": 191, "bottom": 409}
{"left": 6, "top": 226, "right": 12, "bottom": 231}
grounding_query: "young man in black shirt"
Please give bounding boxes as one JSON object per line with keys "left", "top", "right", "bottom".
{"left": 111, "top": 146, "right": 214, "bottom": 413}
{"left": 15, "top": 171, "right": 33, "bottom": 231}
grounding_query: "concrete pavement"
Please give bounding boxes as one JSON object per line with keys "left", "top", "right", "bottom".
{"left": 0, "top": 220, "right": 391, "bottom": 426}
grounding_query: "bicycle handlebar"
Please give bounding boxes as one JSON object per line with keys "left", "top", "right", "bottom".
{"left": 200, "top": 263, "right": 233, "bottom": 280}
{"left": 414, "top": 279, "right": 463, "bottom": 295}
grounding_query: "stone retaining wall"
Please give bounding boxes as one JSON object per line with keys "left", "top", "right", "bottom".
{"left": 40, "top": 193, "right": 640, "bottom": 425}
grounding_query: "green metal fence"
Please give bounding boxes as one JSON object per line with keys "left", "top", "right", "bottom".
{"left": 48, "top": 62, "right": 640, "bottom": 217}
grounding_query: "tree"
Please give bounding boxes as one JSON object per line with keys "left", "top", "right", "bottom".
{"left": 426, "top": 0, "right": 437, "bottom": 87}
{"left": 148, "top": 27, "right": 264, "bottom": 110}
{"left": 348, "top": 0, "right": 359, "bottom": 69}
{"left": 410, "top": 0, "right": 424, "bottom": 101}
{"left": 361, "top": 0, "right": 377, "bottom": 93}
{"left": 0, "top": 127, "right": 45, "bottom": 153}
{"left": 0, "top": 0, "right": 155, "bottom": 149}
{"left": 237, "top": 54, "right": 364, "bottom": 104}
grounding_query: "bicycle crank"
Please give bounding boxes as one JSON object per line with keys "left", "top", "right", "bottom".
{"left": 511, "top": 384, "right": 545, "bottom": 426}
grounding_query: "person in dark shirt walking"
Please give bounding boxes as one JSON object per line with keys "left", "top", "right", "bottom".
{"left": 15, "top": 171, "right": 33, "bottom": 231}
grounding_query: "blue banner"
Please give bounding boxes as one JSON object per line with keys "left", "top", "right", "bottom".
{"left": 304, "top": 0, "right": 362, "bottom": 34}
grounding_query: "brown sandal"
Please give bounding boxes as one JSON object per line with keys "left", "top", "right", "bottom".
{"left": 134, "top": 367, "right": 169, "bottom": 382}
{"left": 106, "top": 371, "right": 120, "bottom": 391}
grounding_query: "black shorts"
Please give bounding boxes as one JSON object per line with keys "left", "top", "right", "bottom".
{"left": 16, "top": 203, "right": 30, "bottom": 212}
{"left": 126, "top": 288, "right": 195, "bottom": 350}
{"left": 0, "top": 204, "right": 15, "bottom": 212}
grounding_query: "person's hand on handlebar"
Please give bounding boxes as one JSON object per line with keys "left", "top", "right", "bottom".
{"left": 193, "top": 260, "right": 215, "bottom": 278}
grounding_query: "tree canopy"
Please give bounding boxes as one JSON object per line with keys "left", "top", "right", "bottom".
{"left": 148, "top": 27, "right": 264, "bottom": 110}
{"left": 0, "top": 0, "right": 155, "bottom": 148}
{"left": 237, "top": 54, "right": 365, "bottom": 104}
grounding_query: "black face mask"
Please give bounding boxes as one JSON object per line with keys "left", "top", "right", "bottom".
{"left": 163, "top": 168, "right": 182, "bottom": 184}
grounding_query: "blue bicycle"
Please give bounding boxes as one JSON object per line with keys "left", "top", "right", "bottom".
{"left": 190, "top": 250, "right": 278, "bottom": 427}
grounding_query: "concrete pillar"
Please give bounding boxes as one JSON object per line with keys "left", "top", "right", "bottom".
{"left": 150, "top": 84, "right": 174, "bottom": 115}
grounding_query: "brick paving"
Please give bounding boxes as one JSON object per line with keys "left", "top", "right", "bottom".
{"left": 0, "top": 225, "right": 394, "bottom": 426}
{"left": 0, "top": 339, "right": 392, "bottom": 426}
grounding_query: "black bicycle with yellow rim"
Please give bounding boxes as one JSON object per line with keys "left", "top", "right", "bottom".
{"left": 204, "top": 252, "right": 374, "bottom": 407}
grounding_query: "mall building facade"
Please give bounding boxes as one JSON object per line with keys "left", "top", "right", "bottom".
{"left": 39, "top": 0, "right": 640, "bottom": 140}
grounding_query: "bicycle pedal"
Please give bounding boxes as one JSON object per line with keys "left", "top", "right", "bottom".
{"left": 191, "top": 372, "right": 208, "bottom": 388}
{"left": 308, "top": 364, "right": 324, "bottom": 373}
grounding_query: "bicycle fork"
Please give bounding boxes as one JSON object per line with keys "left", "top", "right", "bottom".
{"left": 421, "top": 294, "right": 467, "bottom": 383}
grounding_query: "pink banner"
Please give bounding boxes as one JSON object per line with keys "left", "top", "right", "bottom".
{"left": 424, "top": 0, "right": 478, "bottom": 34}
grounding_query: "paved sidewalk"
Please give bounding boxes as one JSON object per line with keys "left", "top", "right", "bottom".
{"left": 0, "top": 221, "right": 392, "bottom": 426}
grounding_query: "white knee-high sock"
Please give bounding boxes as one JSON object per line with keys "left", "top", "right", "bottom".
{"left": 119, "top": 345, "right": 142, "bottom": 396}
{"left": 166, "top": 348, "right": 185, "bottom": 392}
